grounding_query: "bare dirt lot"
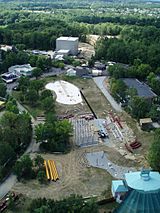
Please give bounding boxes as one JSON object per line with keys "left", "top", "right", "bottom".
{"left": 78, "top": 42, "right": 95, "bottom": 60}
{"left": 66, "top": 78, "right": 114, "bottom": 118}
{"left": 12, "top": 145, "right": 138, "bottom": 200}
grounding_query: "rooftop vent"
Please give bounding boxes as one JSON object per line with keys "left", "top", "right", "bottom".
{"left": 140, "top": 169, "right": 150, "bottom": 181}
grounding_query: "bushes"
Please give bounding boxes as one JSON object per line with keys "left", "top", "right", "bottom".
{"left": 29, "top": 195, "right": 98, "bottom": 213}
{"left": 14, "top": 154, "right": 46, "bottom": 182}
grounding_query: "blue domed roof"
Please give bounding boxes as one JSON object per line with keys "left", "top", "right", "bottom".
{"left": 125, "top": 171, "right": 160, "bottom": 192}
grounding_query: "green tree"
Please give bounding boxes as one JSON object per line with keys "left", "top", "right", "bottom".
{"left": 34, "top": 155, "right": 44, "bottom": 168}
{"left": 37, "top": 171, "right": 46, "bottom": 184}
{"left": 148, "top": 105, "right": 160, "bottom": 121}
{"left": 18, "top": 76, "right": 30, "bottom": 94}
{"left": 6, "top": 99, "right": 19, "bottom": 114}
{"left": 0, "top": 83, "right": 7, "bottom": 98}
{"left": 136, "top": 64, "right": 152, "bottom": 80}
{"left": 41, "top": 97, "right": 55, "bottom": 113}
{"left": 14, "top": 155, "right": 33, "bottom": 180}
{"left": 40, "top": 90, "right": 52, "bottom": 100}
{"left": 0, "top": 143, "right": 15, "bottom": 166}
{"left": 32, "top": 68, "right": 43, "bottom": 79}
{"left": 129, "top": 96, "right": 149, "bottom": 119}
{"left": 26, "top": 89, "right": 39, "bottom": 106}
{"left": 148, "top": 129, "right": 160, "bottom": 172}
{"left": 29, "top": 80, "right": 44, "bottom": 94}
{"left": 110, "top": 78, "right": 127, "bottom": 101}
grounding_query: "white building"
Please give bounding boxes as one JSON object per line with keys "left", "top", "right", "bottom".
{"left": 1, "top": 72, "right": 18, "bottom": 84}
{"left": 8, "top": 64, "right": 34, "bottom": 77}
{"left": 92, "top": 69, "right": 102, "bottom": 76}
{"left": 0, "top": 45, "right": 13, "bottom": 52}
{"left": 66, "top": 68, "right": 76, "bottom": 76}
{"left": 56, "top": 37, "right": 79, "bottom": 56}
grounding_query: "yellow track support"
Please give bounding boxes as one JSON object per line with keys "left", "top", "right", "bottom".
{"left": 48, "top": 160, "right": 54, "bottom": 181}
{"left": 44, "top": 160, "right": 50, "bottom": 180}
{"left": 51, "top": 160, "right": 59, "bottom": 181}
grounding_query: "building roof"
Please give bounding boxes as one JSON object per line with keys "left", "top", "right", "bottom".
{"left": 9, "top": 64, "right": 33, "bottom": 72}
{"left": 0, "top": 101, "right": 5, "bottom": 106}
{"left": 112, "top": 180, "right": 128, "bottom": 193}
{"left": 75, "top": 67, "right": 89, "bottom": 77}
{"left": 56, "top": 37, "right": 79, "bottom": 41}
{"left": 122, "top": 78, "right": 157, "bottom": 99}
{"left": 57, "top": 49, "right": 70, "bottom": 54}
{"left": 125, "top": 171, "right": 160, "bottom": 192}
{"left": 139, "top": 118, "right": 152, "bottom": 126}
{"left": 114, "top": 188, "right": 160, "bottom": 213}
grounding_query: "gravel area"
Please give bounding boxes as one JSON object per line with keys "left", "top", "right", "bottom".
{"left": 86, "top": 151, "right": 135, "bottom": 179}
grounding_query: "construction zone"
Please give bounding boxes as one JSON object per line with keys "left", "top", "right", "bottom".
{"left": 10, "top": 77, "right": 148, "bottom": 202}
{"left": 44, "top": 160, "right": 59, "bottom": 181}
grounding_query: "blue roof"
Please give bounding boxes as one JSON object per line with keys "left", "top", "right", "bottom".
{"left": 122, "top": 78, "right": 157, "bottom": 98}
{"left": 114, "top": 188, "right": 160, "bottom": 213}
{"left": 112, "top": 180, "right": 128, "bottom": 193}
{"left": 125, "top": 171, "right": 160, "bottom": 192}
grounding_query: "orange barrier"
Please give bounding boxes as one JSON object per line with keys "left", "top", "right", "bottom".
{"left": 44, "top": 160, "right": 50, "bottom": 180}
{"left": 47, "top": 160, "right": 54, "bottom": 181}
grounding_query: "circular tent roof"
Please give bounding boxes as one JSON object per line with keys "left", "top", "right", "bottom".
{"left": 125, "top": 171, "right": 160, "bottom": 192}
{"left": 114, "top": 171, "right": 160, "bottom": 213}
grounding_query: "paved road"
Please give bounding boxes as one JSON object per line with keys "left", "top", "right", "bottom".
{"left": 0, "top": 102, "right": 39, "bottom": 199}
{"left": 93, "top": 76, "right": 122, "bottom": 112}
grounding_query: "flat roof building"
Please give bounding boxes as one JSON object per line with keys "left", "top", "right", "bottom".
{"left": 8, "top": 64, "right": 34, "bottom": 77}
{"left": 56, "top": 37, "right": 79, "bottom": 56}
{"left": 1, "top": 72, "right": 18, "bottom": 83}
{"left": 122, "top": 78, "right": 157, "bottom": 99}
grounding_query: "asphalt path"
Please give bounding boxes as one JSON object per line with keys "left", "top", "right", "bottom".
{"left": 0, "top": 102, "right": 38, "bottom": 200}
{"left": 93, "top": 76, "right": 122, "bottom": 112}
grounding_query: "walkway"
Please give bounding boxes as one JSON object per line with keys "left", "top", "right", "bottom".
{"left": 0, "top": 102, "right": 39, "bottom": 199}
{"left": 93, "top": 76, "right": 122, "bottom": 112}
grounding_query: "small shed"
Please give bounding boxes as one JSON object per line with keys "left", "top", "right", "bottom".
{"left": 66, "top": 68, "right": 76, "bottom": 76}
{"left": 92, "top": 69, "right": 102, "bottom": 76}
{"left": 112, "top": 180, "right": 128, "bottom": 203}
{"left": 139, "top": 118, "right": 152, "bottom": 129}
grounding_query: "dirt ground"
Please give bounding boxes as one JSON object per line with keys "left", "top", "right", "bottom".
{"left": 78, "top": 42, "right": 95, "bottom": 60}
{"left": 12, "top": 145, "right": 138, "bottom": 200}
{"left": 65, "top": 78, "right": 114, "bottom": 118}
